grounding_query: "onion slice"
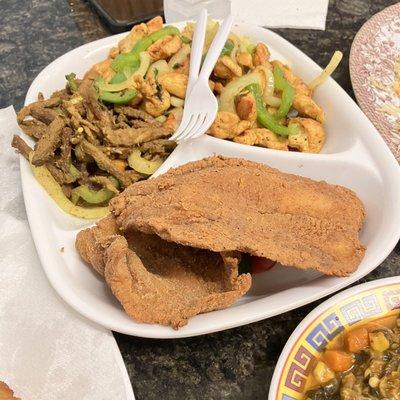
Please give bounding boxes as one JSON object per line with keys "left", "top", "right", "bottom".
{"left": 309, "top": 51, "right": 343, "bottom": 90}
{"left": 219, "top": 71, "right": 263, "bottom": 113}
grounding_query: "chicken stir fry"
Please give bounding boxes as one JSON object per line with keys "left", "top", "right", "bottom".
{"left": 207, "top": 39, "right": 330, "bottom": 153}
{"left": 304, "top": 313, "right": 400, "bottom": 400}
{"left": 83, "top": 16, "right": 336, "bottom": 154}
{"left": 12, "top": 17, "right": 340, "bottom": 216}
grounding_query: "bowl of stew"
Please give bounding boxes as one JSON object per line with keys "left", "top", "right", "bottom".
{"left": 269, "top": 277, "right": 400, "bottom": 400}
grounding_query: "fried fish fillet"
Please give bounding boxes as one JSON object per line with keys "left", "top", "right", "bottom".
{"left": 110, "top": 157, "right": 365, "bottom": 276}
{"left": 76, "top": 215, "right": 251, "bottom": 328}
{"left": 76, "top": 215, "right": 119, "bottom": 276}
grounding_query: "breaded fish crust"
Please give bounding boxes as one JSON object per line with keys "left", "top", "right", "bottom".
{"left": 76, "top": 215, "right": 251, "bottom": 328}
{"left": 111, "top": 157, "right": 365, "bottom": 276}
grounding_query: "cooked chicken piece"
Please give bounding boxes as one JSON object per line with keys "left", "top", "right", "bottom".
{"left": 272, "top": 60, "right": 312, "bottom": 97}
{"left": 253, "top": 43, "right": 270, "bottom": 67}
{"left": 181, "top": 24, "right": 194, "bottom": 41}
{"left": 235, "top": 92, "right": 257, "bottom": 122}
{"left": 104, "top": 17, "right": 163, "bottom": 62}
{"left": 127, "top": 92, "right": 143, "bottom": 107}
{"left": 158, "top": 72, "right": 188, "bottom": 99}
{"left": 213, "top": 81, "right": 224, "bottom": 94}
{"left": 76, "top": 215, "right": 251, "bottom": 328}
{"left": 118, "top": 22, "right": 148, "bottom": 54}
{"left": 172, "top": 56, "right": 190, "bottom": 75}
{"left": 138, "top": 75, "right": 171, "bottom": 117}
{"left": 142, "top": 91, "right": 170, "bottom": 117}
{"left": 213, "top": 56, "right": 242, "bottom": 79}
{"left": 236, "top": 52, "right": 254, "bottom": 69}
{"left": 108, "top": 46, "right": 119, "bottom": 58}
{"left": 288, "top": 117, "right": 325, "bottom": 153}
{"left": 111, "top": 157, "right": 366, "bottom": 277}
{"left": 84, "top": 58, "right": 114, "bottom": 81}
{"left": 146, "top": 15, "right": 163, "bottom": 33}
{"left": 208, "top": 111, "right": 252, "bottom": 139}
{"left": 148, "top": 35, "right": 182, "bottom": 61}
{"left": 293, "top": 93, "right": 325, "bottom": 123}
{"left": 208, "top": 80, "right": 215, "bottom": 92}
{"left": 0, "top": 382, "right": 20, "bottom": 400}
{"left": 163, "top": 107, "right": 183, "bottom": 132}
{"left": 233, "top": 128, "right": 288, "bottom": 150}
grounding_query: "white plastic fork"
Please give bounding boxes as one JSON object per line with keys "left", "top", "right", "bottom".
{"left": 151, "top": 11, "right": 233, "bottom": 178}
{"left": 169, "top": 12, "right": 234, "bottom": 142}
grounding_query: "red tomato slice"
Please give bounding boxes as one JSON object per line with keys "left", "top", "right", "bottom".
{"left": 250, "top": 256, "right": 276, "bottom": 274}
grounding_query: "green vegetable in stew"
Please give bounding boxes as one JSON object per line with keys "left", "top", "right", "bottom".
{"left": 304, "top": 313, "right": 400, "bottom": 400}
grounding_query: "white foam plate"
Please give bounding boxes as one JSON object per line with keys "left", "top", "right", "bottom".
{"left": 21, "top": 22, "right": 400, "bottom": 338}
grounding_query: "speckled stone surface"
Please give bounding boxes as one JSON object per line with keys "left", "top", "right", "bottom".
{"left": 2, "top": 1, "right": 400, "bottom": 399}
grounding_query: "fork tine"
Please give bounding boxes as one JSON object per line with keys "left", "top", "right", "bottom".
{"left": 188, "top": 114, "right": 216, "bottom": 140}
{"left": 170, "top": 113, "right": 193, "bottom": 141}
{"left": 173, "top": 114, "right": 201, "bottom": 142}
{"left": 176, "top": 114, "right": 206, "bottom": 142}
{"left": 198, "top": 15, "right": 233, "bottom": 82}
{"left": 186, "top": 9, "right": 208, "bottom": 96}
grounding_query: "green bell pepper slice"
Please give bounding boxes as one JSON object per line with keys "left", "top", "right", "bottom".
{"left": 71, "top": 185, "right": 114, "bottom": 205}
{"left": 109, "top": 69, "right": 134, "bottom": 84}
{"left": 273, "top": 65, "right": 295, "bottom": 120}
{"left": 111, "top": 56, "right": 140, "bottom": 77}
{"left": 221, "top": 39, "right": 234, "bottom": 56}
{"left": 111, "top": 26, "right": 180, "bottom": 73}
{"left": 68, "top": 161, "right": 81, "bottom": 180}
{"left": 109, "top": 176, "right": 120, "bottom": 190}
{"left": 131, "top": 25, "right": 180, "bottom": 54}
{"left": 245, "top": 83, "right": 298, "bottom": 137}
{"left": 181, "top": 35, "right": 191, "bottom": 44}
{"left": 99, "top": 88, "right": 137, "bottom": 105}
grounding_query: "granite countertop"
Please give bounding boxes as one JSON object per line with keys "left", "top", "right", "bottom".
{"left": 2, "top": 0, "right": 400, "bottom": 398}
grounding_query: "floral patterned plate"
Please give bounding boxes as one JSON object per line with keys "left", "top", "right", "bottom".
{"left": 269, "top": 277, "right": 400, "bottom": 399}
{"left": 350, "top": 3, "right": 400, "bottom": 162}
